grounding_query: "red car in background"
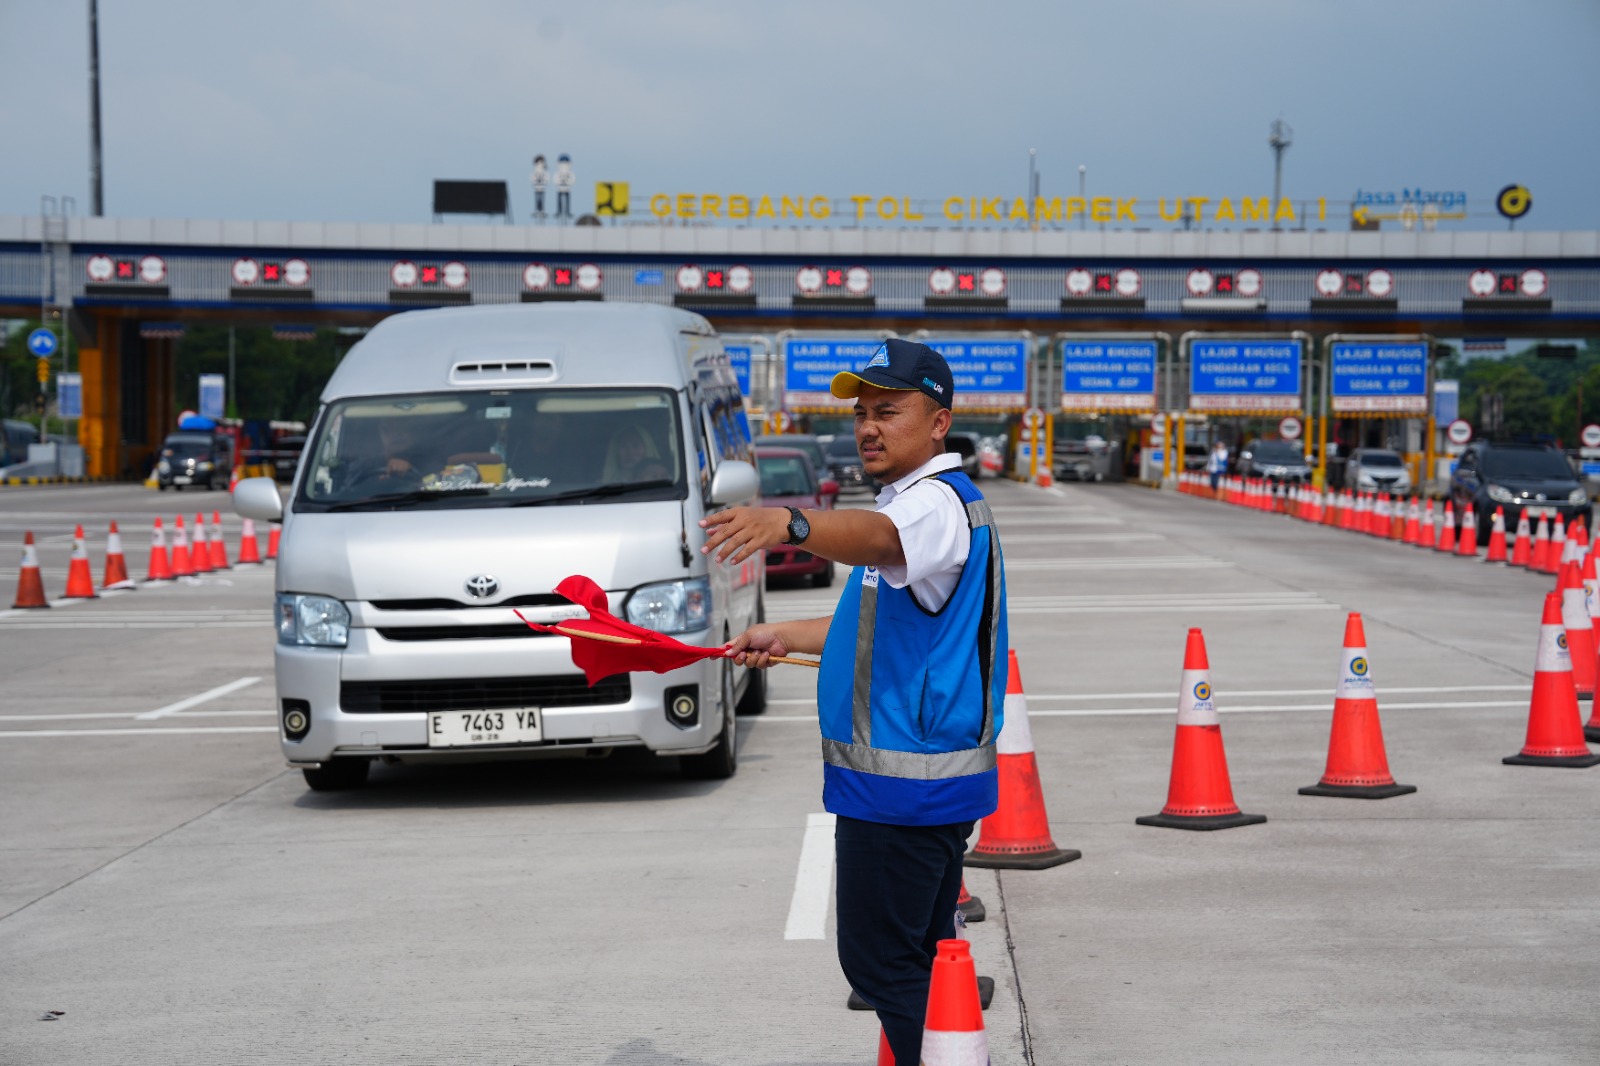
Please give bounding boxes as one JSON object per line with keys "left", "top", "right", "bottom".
{"left": 754, "top": 445, "right": 839, "bottom": 588}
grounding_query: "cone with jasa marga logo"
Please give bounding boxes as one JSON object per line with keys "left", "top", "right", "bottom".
{"left": 1298, "top": 613, "right": 1416, "bottom": 799}
{"left": 1502, "top": 592, "right": 1600, "bottom": 768}
{"left": 1137, "top": 628, "right": 1266, "bottom": 830}
{"left": 965, "top": 649, "right": 1081, "bottom": 869}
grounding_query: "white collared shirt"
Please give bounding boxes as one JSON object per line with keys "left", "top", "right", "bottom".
{"left": 874, "top": 452, "right": 968, "bottom": 612}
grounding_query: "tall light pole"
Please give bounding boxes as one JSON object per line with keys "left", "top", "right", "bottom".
{"left": 1268, "top": 117, "right": 1292, "bottom": 232}
{"left": 1027, "top": 148, "right": 1039, "bottom": 230}
{"left": 88, "top": 0, "right": 104, "bottom": 215}
{"left": 1077, "top": 165, "right": 1086, "bottom": 230}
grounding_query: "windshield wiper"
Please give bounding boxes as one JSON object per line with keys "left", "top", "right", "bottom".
{"left": 508, "top": 478, "right": 678, "bottom": 507}
{"left": 318, "top": 488, "right": 490, "bottom": 512}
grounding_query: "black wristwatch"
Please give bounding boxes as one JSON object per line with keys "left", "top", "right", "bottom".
{"left": 784, "top": 506, "right": 811, "bottom": 545}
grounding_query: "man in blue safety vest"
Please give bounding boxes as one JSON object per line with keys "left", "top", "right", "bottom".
{"left": 702, "top": 338, "right": 1008, "bottom": 1065}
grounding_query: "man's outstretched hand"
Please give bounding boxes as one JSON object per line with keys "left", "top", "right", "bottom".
{"left": 700, "top": 506, "right": 789, "bottom": 565}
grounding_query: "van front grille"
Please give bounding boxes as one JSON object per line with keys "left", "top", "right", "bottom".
{"left": 376, "top": 624, "right": 553, "bottom": 642}
{"left": 368, "top": 594, "right": 570, "bottom": 611}
{"left": 340, "top": 674, "right": 630, "bottom": 714}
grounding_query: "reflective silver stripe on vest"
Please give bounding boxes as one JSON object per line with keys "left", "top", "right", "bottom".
{"left": 965, "top": 500, "right": 993, "bottom": 529}
{"left": 822, "top": 737, "right": 997, "bottom": 780}
{"left": 852, "top": 576, "right": 878, "bottom": 746}
{"left": 964, "top": 498, "right": 1001, "bottom": 747}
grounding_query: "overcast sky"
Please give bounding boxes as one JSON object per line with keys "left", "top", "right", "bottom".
{"left": 2, "top": 1, "right": 1596, "bottom": 230}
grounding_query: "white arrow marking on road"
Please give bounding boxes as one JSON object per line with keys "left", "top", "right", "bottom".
{"left": 136, "top": 677, "right": 262, "bottom": 720}
{"left": 784, "top": 812, "right": 836, "bottom": 941}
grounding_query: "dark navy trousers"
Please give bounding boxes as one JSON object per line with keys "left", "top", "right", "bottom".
{"left": 835, "top": 815, "right": 973, "bottom": 1066}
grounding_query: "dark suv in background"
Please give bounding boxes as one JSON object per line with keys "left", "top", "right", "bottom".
{"left": 1450, "top": 441, "right": 1590, "bottom": 532}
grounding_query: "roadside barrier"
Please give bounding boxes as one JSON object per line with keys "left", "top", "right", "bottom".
{"left": 12, "top": 532, "right": 49, "bottom": 609}
{"left": 208, "top": 510, "right": 231, "bottom": 570}
{"left": 1559, "top": 561, "right": 1596, "bottom": 700}
{"left": 1484, "top": 507, "right": 1508, "bottom": 563}
{"left": 966, "top": 650, "right": 1081, "bottom": 869}
{"left": 236, "top": 518, "right": 263, "bottom": 565}
{"left": 1299, "top": 613, "right": 1416, "bottom": 799}
{"left": 145, "top": 518, "right": 173, "bottom": 582}
{"left": 918, "top": 940, "right": 989, "bottom": 1066}
{"left": 171, "top": 515, "right": 194, "bottom": 577}
{"left": 1456, "top": 507, "right": 1479, "bottom": 557}
{"left": 190, "top": 513, "right": 213, "bottom": 574}
{"left": 1503, "top": 592, "right": 1600, "bottom": 767}
{"left": 1137, "top": 628, "right": 1266, "bottom": 831}
{"left": 1437, "top": 503, "right": 1458, "bottom": 553}
{"left": 63, "top": 525, "right": 98, "bottom": 599}
{"left": 101, "top": 522, "right": 136, "bottom": 591}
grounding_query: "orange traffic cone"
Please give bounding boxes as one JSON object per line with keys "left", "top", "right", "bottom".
{"left": 12, "top": 532, "right": 49, "bottom": 609}
{"left": 266, "top": 524, "right": 280, "bottom": 560}
{"left": 1484, "top": 507, "right": 1508, "bottom": 563}
{"left": 1322, "top": 489, "right": 1338, "bottom": 527}
{"left": 1509, "top": 510, "right": 1532, "bottom": 567}
{"left": 1560, "top": 519, "right": 1583, "bottom": 571}
{"left": 63, "top": 524, "right": 98, "bottom": 599}
{"left": 876, "top": 1028, "right": 894, "bottom": 1066}
{"left": 1417, "top": 500, "right": 1437, "bottom": 550}
{"left": 1530, "top": 512, "right": 1552, "bottom": 572}
{"left": 170, "top": 515, "right": 193, "bottom": 577}
{"left": 145, "top": 517, "right": 173, "bottom": 582}
{"left": 228, "top": 465, "right": 241, "bottom": 492}
{"left": 1503, "top": 592, "right": 1600, "bottom": 767}
{"left": 1456, "top": 506, "right": 1478, "bottom": 557}
{"left": 1586, "top": 552, "right": 1600, "bottom": 742}
{"left": 1437, "top": 502, "right": 1457, "bottom": 553}
{"left": 1298, "top": 613, "right": 1416, "bottom": 799}
{"left": 101, "top": 522, "right": 136, "bottom": 591}
{"left": 1372, "top": 493, "right": 1391, "bottom": 537}
{"left": 956, "top": 880, "right": 985, "bottom": 923}
{"left": 1542, "top": 516, "right": 1566, "bottom": 575}
{"left": 190, "top": 513, "right": 213, "bottom": 573}
{"left": 1401, "top": 498, "right": 1421, "bottom": 545}
{"left": 1137, "top": 629, "right": 1266, "bottom": 830}
{"left": 966, "top": 651, "right": 1081, "bottom": 869}
{"left": 208, "top": 510, "right": 230, "bottom": 570}
{"left": 236, "top": 517, "right": 263, "bottom": 565}
{"left": 919, "top": 940, "right": 988, "bottom": 1066}
{"left": 1559, "top": 561, "right": 1596, "bottom": 700}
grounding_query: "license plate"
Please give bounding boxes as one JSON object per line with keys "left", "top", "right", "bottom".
{"left": 427, "top": 709, "right": 541, "bottom": 747}
{"left": 174, "top": 476, "right": 192, "bottom": 485}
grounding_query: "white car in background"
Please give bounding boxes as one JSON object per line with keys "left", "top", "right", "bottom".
{"left": 1346, "top": 448, "right": 1413, "bottom": 495}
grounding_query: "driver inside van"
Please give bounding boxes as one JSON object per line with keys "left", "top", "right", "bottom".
{"left": 602, "top": 425, "right": 669, "bottom": 483}
{"left": 377, "top": 417, "right": 439, "bottom": 479}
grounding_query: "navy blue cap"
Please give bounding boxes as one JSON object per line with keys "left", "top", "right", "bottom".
{"left": 830, "top": 338, "right": 954, "bottom": 410}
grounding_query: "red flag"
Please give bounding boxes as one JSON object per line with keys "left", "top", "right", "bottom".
{"left": 517, "top": 575, "right": 728, "bottom": 686}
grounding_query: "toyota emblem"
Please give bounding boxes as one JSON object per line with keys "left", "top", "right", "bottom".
{"left": 465, "top": 575, "right": 500, "bottom": 599}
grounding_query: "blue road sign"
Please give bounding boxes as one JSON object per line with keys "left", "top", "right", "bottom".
{"left": 782, "top": 337, "right": 885, "bottom": 407}
{"left": 1061, "top": 339, "right": 1158, "bottom": 412}
{"left": 1330, "top": 341, "right": 1429, "bottom": 412}
{"left": 922, "top": 338, "right": 1028, "bottom": 409}
{"left": 723, "top": 343, "right": 752, "bottom": 396}
{"left": 57, "top": 373, "right": 82, "bottom": 419}
{"left": 198, "top": 374, "right": 226, "bottom": 420}
{"left": 27, "top": 328, "right": 57, "bottom": 358}
{"left": 634, "top": 269, "right": 664, "bottom": 286}
{"left": 1189, "top": 338, "right": 1303, "bottom": 412}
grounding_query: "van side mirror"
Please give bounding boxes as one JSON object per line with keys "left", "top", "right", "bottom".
{"left": 233, "top": 476, "right": 284, "bottom": 522}
{"left": 707, "top": 459, "right": 759, "bottom": 506}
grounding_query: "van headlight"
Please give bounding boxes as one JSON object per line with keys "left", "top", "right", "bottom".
{"left": 276, "top": 593, "right": 350, "bottom": 647}
{"left": 625, "top": 577, "right": 711, "bottom": 634}
{"left": 1570, "top": 487, "right": 1589, "bottom": 505}
{"left": 1486, "top": 484, "right": 1515, "bottom": 504}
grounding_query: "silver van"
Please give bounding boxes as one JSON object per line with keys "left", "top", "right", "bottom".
{"left": 233, "top": 304, "right": 765, "bottom": 790}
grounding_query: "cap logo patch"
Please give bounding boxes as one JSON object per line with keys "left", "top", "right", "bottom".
{"left": 922, "top": 377, "right": 945, "bottom": 395}
{"left": 865, "top": 349, "right": 890, "bottom": 369}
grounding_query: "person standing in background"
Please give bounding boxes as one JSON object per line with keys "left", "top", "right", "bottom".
{"left": 1207, "top": 439, "right": 1229, "bottom": 496}
{"left": 530, "top": 155, "right": 548, "bottom": 220}
{"left": 554, "top": 154, "right": 575, "bottom": 220}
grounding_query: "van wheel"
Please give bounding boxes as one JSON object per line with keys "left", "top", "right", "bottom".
{"left": 302, "top": 758, "right": 370, "bottom": 791}
{"left": 681, "top": 661, "right": 737, "bottom": 780}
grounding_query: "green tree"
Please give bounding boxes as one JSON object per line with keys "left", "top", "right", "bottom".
{"left": 174, "top": 326, "right": 349, "bottom": 424}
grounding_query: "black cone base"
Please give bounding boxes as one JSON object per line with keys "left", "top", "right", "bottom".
{"left": 1298, "top": 781, "right": 1418, "bottom": 799}
{"left": 1586, "top": 726, "right": 1600, "bottom": 744}
{"left": 958, "top": 895, "right": 987, "bottom": 923}
{"left": 1502, "top": 751, "right": 1600, "bottom": 767}
{"left": 848, "top": 976, "right": 994, "bottom": 1011}
{"left": 965, "top": 847, "right": 1081, "bottom": 870}
{"left": 1136, "top": 811, "right": 1267, "bottom": 831}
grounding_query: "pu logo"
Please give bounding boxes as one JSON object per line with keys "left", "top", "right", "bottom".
{"left": 865, "top": 347, "right": 890, "bottom": 369}
{"left": 1193, "top": 681, "right": 1212, "bottom": 702}
{"left": 1350, "top": 657, "right": 1369, "bottom": 677}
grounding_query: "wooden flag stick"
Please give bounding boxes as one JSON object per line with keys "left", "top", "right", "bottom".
{"left": 552, "top": 625, "right": 820, "bottom": 669}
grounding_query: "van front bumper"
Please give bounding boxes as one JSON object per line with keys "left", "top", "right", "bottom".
{"left": 274, "top": 629, "right": 729, "bottom": 764}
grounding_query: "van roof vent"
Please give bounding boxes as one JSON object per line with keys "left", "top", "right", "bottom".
{"left": 449, "top": 359, "right": 558, "bottom": 385}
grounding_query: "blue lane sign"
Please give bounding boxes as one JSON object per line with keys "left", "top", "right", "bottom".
{"left": 1329, "top": 341, "right": 1428, "bottom": 413}
{"left": 1189, "top": 338, "right": 1303, "bottom": 412}
{"left": 198, "top": 373, "right": 226, "bottom": 420}
{"left": 634, "top": 269, "right": 664, "bottom": 286}
{"left": 1061, "top": 339, "right": 1158, "bottom": 412}
{"left": 57, "top": 372, "right": 82, "bottom": 419}
{"left": 27, "top": 328, "right": 57, "bottom": 358}
{"left": 922, "top": 338, "right": 1028, "bottom": 409}
{"left": 723, "top": 343, "right": 752, "bottom": 396}
{"left": 782, "top": 337, "right": 886, "bottom": 408}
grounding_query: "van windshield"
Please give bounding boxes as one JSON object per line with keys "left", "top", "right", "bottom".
{"left": 295, "top": 388, "right": 685, "bottom": 512}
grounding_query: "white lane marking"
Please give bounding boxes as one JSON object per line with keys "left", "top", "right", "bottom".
{"left": 1001, "top": 532, "right": 1161, "bottom": 544}
{"left": 136, "top": 677, "right": 262, "bottom": 720}
{"left": 0, "top": 709, "right": 276, "bottom": 722}
{"left": 1003, "top": 557, "right": 1233, "bottom": 571}
{"left": 0, "top": 727, "right": 277, "bottom": 738}
{"left": 784, "top": 812, "right": 836, "bottom": 941}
